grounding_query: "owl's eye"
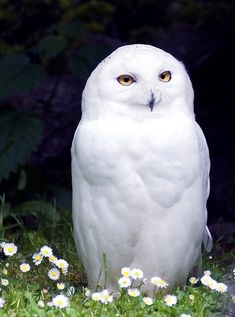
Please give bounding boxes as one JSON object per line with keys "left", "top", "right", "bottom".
{"left": 117, "top": 75, "right": 135, "bottom": 86}
{"left": 159, "top": 71, "right": 171, "bottom": 82}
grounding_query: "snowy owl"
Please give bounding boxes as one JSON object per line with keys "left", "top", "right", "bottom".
{"left": 71, "top": 44, "right": 212, "bottom": 293}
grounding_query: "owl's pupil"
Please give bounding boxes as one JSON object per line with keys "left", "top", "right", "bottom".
{"left": 124, "top": 77, "right": 129, "bottom": 82}
{"left": 161, "top": 74, "right": 166, "bottom": 79}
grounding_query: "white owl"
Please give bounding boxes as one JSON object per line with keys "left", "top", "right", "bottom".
{"left": 71, "top": 44, "right": 212, "bottom": 293}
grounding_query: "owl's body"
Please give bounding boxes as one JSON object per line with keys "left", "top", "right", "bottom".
{"left": 72, "top": 44, "right": 211, "bottom": 292}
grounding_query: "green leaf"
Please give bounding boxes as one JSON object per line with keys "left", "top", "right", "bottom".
{"left": 59, "top": 19, "right": 86, "bottom": 40}
{"left": 11, "top": 200, "right": 60, "bottom": 222}
{"left": 0, "top": 53, "right": 46, "bottom": 99}
{"left": 33, "top": 35, "right": 67, "bottom": 59}
{"left": 0, "top": 110, "right": 43, "bottom": 181}
{"left": 68, "top": 43, "right": 112, "bottom": 79}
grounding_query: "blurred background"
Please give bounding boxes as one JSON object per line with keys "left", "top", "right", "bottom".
{"left": 0, "top": 0, "right": 235, "bottom": 240}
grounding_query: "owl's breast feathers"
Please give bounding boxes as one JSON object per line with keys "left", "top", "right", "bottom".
{"left": 72, "top": 111, "right": 209, "bottom": 203}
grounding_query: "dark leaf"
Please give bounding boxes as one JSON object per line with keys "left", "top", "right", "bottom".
{"left": 0, "top": 110, "right": 43, "bottom": 182}
{"left": 32, "top": 35, "right": 67, "bottom": 59}
{"left": 0, "top": 54, "right": 46, "bottom": 99}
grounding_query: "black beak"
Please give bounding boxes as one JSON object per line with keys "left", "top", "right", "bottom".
{"left": 148, "top": 92, "right": 155, "bottom": 111}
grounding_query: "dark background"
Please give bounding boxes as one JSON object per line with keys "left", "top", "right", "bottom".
{"left": 0, "top": 0, "right": 234, "bottom": 238}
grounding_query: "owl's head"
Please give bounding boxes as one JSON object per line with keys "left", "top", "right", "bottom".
{"left": 82, "top": 44, "right": 194, "bottom": 120}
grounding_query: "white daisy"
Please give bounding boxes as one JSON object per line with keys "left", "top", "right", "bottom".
{"left": 55, "top": 259, "right": 69, "bottom": 273}
{"left": 180, "top": 314, "right": 192, "bottom": 317}
{"left": 3, "top": 243, "right": 17, "bottom": 256}
{"left": 20, "top": 263, "right": 30, "bottom": 273}
{"left": 189, "top": 294, "right": 195, "bottom": 301}
{"left": 1, "top": 279, "right": 8, "bottom": 286}
{"left": 2, "top": 269, "right": 7, "bottom": 275}
{"left": 0, "top": 297, "right": 5, "bottom": 308}
{"left": 52, "top": 294, "right": 69, "bottom": 308}
{"left": 57, "top": 282, "right": 65, "bottom": 290}
{"left": 84, "top": 288, "right": 91, "bottom": 297}
{"left": 127, "top": 288, "right": 140, "bottom": 297}
{"left": 150, "top": 276, "right": 169, "bottom": 288}
{"left": 131, "top": 268, "right": 144, "bottom": 280}
{"left": 189, "top": 277, "right": 199, "bottom": 285}
{"left": 48, "top": 268, "right": 60, "bottom": 280}
{"left": 38, "top": 300, "right": 45, "bottom": 308}
{"left": 208, "top": 279, "right": 218, "bottom": 290}
{"left": 204, "top": 270, "right": 211, "bottom": 276}
{"left": 121, "top": 267, "right": 131, "bottom": 277}
{"left": 100, "top": 289, "right": 113, "bottom": 304}
{"left": 118, "top": 276, "right": 131, "bottom": 288}
{"left": 143, "top": 297, "right": 153, "bottom": 305}
{"left": 200, "top": 274, "right": 213, "bottom": 286}
{"left": 91, "top": 292, "right": 102, "bottom": 301}
{"left": 40, "top": 246, "right": 53, "bottom": 257}
{"left": 49, "top": 255, "right": 57, "bottom": 263}
{"left": 164, "top": 294, "right": 177, "bottom": 307}
{"left": 216, "top": 282, "right": 227, "bottom": 293}
{"left": 32, "top": 253, "right": 43, "bottom": 265}
{"left": 0, "top": 242, "right": 6, "bottom": 248}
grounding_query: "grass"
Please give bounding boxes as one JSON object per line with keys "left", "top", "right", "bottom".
{"left": 0, "top": 205, "right": 234, "bottom": 317}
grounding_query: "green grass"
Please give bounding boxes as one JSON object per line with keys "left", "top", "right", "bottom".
{"left": 0, "top": 207, "right": 234, "bottom": 317}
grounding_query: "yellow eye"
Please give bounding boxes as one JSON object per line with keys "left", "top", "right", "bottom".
{"left": 159, "top": 71, "right": 171, "bottom": 82}
{"left": 117, "top": 74, "right": 135, "bottom": 86}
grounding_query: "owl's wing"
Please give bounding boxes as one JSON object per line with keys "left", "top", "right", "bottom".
{"left": 196, "top": 122, "right": 213, "bottom": 253}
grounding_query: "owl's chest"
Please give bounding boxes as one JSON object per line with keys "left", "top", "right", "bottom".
{"left": 73, "top": 114, "right": 200, "bottom": 187}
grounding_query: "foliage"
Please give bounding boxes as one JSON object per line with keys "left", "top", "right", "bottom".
{"left": 0, "top": 204, "right": 233, "bottom": 316}
{"left": 0, "top": 110, "right": 43, "bottom": 182}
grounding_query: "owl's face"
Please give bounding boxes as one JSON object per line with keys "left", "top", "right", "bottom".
{"left": 82, "top": 45, "right": 194, "bottom": 119}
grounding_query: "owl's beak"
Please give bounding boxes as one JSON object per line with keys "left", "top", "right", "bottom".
{"left": 148, "top": 92, "right": 155, "bottom": 111}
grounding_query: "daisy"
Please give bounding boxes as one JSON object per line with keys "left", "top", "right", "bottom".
{"left": 38, "top": 300, "right": 45, "bottom": 308}
{"left": 204, "top": 270, "right": 211, "bottom": 276}
{"left": 0, "top": 297, "right": 5, "bottom": 308}
{"left": 2, "top": 269, "right": 7, "bottom": 275}
{"left": 143, "top": 297, "right": 153, "bottom": 305}
{"left": 189, "top": 294, "right": 195, "bottom": 301}
{"left": 208, "top": 278, "right": 218, "bottom": 291}
{"left": 189, "top": 277, "right": 199, "bottom": 285}
{"left": 150, "top": 276, "right": 169, "bottom": 288}
{"left": 121, "top": 267, "right": 131, "bottom": 277}
{"left": 56, "top": 259, "right": 69, "bottom": 273}
{"left": 40, "top": 246, "right": 53, "bottom": 257}
{"left": 118, "top": 276, "right": 131, "bottom": 288}
{"left": 48, "top": 268, "right": 60, "bottom": 280}
{"left": 91, "top": 292, "right": 102, "bottom": 301}
{"left": 20, "top": 263, "right": 30, "bottom": 273}
{"left": 164, "top": 294, "right": 177, "bottom": 307}
{"left": 180, "top": 314, "right": 191, "bottom": 317}
{"left": 127, "top": 288, "right": 140, "bottom": 297}
{"left": 131, "top": 268, "right": 144, "bottom": 280}
{"left": 84, "top": 288, "right": 91, "bottom": 297}
{"left": 57, "top": 282, "right": 65, "bottom": 290}
{"left": 216, "top": 282, "right": 227, "bottom": 293}
{"left": 52, "top": 294, "right": 69, "bottom": 308}
{"left": 1, "top": 279, "right": 8, "bottom": 286}
{"left": 3, "top": 243, "right": 17, "bottom": 256}
{"left": 32, "top": 253, "right": 43, "bottom": 266}
{"left": 100, "top": 289, "right": 113, "bottom": 304}
{"left": 49, "top": 255, "right": 57, "bottom": 263}
{"left": 0, "top": 242, "right": 6, "bottom": 248}
{"left": 200, "top": 274, "right": 213, "bottom": 286}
